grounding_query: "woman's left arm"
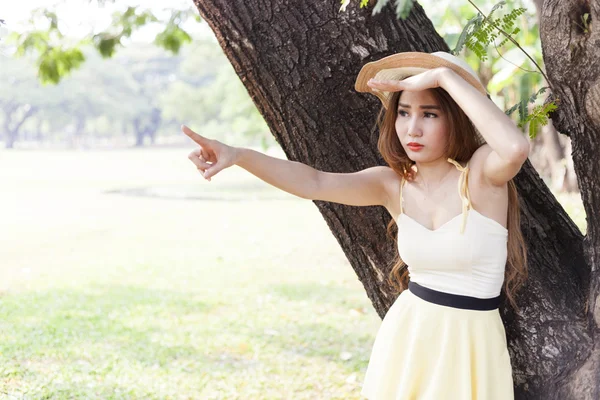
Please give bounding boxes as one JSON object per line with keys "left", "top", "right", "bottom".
{"left": 438, "top": 68, "right": 530, "bottom": 186}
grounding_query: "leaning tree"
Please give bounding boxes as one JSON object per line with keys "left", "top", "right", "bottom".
{"left": 191, "top": 1, "right": 598, "bottom": 398}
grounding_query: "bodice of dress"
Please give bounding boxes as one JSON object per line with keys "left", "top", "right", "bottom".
{"left": 396, "top": 158, "right": 508, "bottom": 298}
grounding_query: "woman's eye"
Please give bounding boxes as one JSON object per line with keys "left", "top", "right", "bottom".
{"left": 397, "top": 110, "right": 437, "bottom": 118}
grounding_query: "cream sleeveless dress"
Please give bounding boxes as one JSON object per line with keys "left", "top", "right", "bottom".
{"left": 360, "top": 158, "right": 514, "bottom": 400}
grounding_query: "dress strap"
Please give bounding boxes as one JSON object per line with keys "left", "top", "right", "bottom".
{"left": 447, "top": 158, "right": 472, "bottom": 234}
{"left": 399, "top": 176, "right": 407, "bottom": 214}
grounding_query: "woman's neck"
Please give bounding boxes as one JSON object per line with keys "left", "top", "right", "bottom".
{"left": 413, "top": 158, "right": 456, "bottom": 190}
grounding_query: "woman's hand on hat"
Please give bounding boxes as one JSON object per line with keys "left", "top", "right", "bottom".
{"left": 182, "top": 125, "right": 238, "bottom": 182}
{"left": 367, "top": 67, "right": 450, "bottom": 92}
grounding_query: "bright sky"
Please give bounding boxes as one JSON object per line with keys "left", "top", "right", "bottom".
{"left": 3, "top": 0, "right": 536, "bottom": 41}
{"left": 3, "top": 0, "right": 206, "bottom": 41}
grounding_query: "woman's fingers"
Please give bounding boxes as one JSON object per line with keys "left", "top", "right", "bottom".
{"left": 203, "top": 161, "right": 225, "bottom": 180}
{"left": 183, "top": 125, "right": 232, "bottom": 181}
{"left": 188, "top": 150, "right": 227, "bottom": 180}
{"left": 367, "top": 78, "right": 405, "bottom": 91}
{"left": 182, "top": 125, "right": 210, "bottom": 147}
{"left": 183, "top": 126, "right": 220, "bottom": 163}
{"left": 367, "top": 70, "right": 442, "bottom": 92}
{"left": 188, "top": 149, "right": 213, "bottom": 176}
{"left": 188, "top": 155, "right": 222, "bottom": 181}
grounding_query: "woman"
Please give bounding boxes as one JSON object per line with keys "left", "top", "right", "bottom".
{"left": 183, "top": 51, "right": 529, "bottom": 399}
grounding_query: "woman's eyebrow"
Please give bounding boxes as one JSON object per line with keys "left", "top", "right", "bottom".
{"left": 398, "top": 102, "right": 441, "bottom": 110}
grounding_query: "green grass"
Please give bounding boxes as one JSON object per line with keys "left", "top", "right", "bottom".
{"left": 0, "top": 147, "right": 586, "bottom": 399}
{"left": 0, "top": 148, "right": 379, "bottom": 399}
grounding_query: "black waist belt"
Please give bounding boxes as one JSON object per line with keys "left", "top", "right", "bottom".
{"left": 408, "top": 281, "right": 501, "bottom": 311}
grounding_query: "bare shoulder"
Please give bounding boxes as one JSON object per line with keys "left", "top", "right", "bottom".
{"left": 378, "top": 166, "right": 404, "bottom": 216}
{"left": 363, "top": 165, "right": 403, "bottom": 190}
{"left": 356, "top": 165, "right": 403, "bottom": 212}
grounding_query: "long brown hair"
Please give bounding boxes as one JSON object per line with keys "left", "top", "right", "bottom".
{"left": 378, "top": 89, "right": 528, "bottom": 311}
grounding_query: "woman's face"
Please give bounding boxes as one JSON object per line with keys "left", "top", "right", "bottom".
{"left": 395, "top": 89, "right": 449, "bottom": 162}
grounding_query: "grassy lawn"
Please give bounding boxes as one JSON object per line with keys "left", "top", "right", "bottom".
{"left": 0, "top": 147, "right": 586, "bottom": 399}
{"left": 0, "top": 148, "right": 380, "bottom": 399}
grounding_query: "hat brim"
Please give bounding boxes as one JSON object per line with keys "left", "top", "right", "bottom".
{"left": 355, "top": 52, "right": 488, "bottom": 108}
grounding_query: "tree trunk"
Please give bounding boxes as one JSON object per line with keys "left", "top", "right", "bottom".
{"left": 133, "top": 109, "right": 161, "bottom": 147}
{"left": 133, "top": 117, "right": 145, "bottom": 147}
{"left": 71, "top": 114, "right": 86, "bottom": 149}
{"left": 35, "top": 118, "right": 44, "bottom": 142}
{"left": 536, "top": 0, "right": 600, "bottom": 397}
{"left": 192, "top": 1, "right": 594, "bottom": 397}
{"left": 5, "top": 130, "right": 17, "bottom": 149}
{"left": 531, "top": 0, "right": 578, "bottom": 194}
{"left": 147, "top": 107, "right": 161, "bottom": 145}
{"left": 135, "top": 132, "right": 145, "bottom": 147}
{"left": 2, "top": 103, "right": 37, "bottom": 149}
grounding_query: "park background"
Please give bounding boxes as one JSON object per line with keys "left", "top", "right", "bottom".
{"left": 0, "top": 0, "right": 586, "bottom": 398}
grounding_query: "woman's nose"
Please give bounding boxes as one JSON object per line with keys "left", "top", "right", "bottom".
{"left": 407, "top": 118, "right": 422, "bottom": 137}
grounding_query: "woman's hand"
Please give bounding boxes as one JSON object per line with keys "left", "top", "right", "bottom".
{"left": 182, "top": 125, "right": 238, "bottom": 181}
{"left": 366, "top": 67, "right": 450, "bottom": 93}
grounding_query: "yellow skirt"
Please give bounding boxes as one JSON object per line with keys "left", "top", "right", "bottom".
{"left": 361, "top": 288, "right": 514, "bottom": 400}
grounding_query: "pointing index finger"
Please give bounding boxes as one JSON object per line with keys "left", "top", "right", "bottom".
{"left": 181, "top": 125, "right": 206, "bottom": 145}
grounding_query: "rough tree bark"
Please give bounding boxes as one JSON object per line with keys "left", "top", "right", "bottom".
{"left": 192, "top": 1, "right": 596, "bottom": 398}
{"left": 536, "top": 0, "right": 600, "bottom": 398}
{"left": 532, "top": 0, "right": 578, "bottom": 193}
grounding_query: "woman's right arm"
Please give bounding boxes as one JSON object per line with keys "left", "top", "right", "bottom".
{"left": 235, "top": 148, "right": 396, "bottom": 208}
{"left": 183, "top": 125, "right": 396, "bottom": 209}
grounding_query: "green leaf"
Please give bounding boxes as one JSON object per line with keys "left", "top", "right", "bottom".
{"left": 38, "top": 47, "right": 86, "bottom": 84}
{"left": 528, "top": 86, "right": 549, "bottom": 104}
{"left": 394, "top": 0, "right": 414, "bottom": 20}
{"left": 14, "top": 31, "right": 51, "bottom": 55}
{"left": 44, "top": 10, "right": 59, "bottom": 31}
{"left": 154, "top": 25, "right": 192, "bottom": 54}
{"left": 488, "top": 1, "right": 507, "bottom": 19}
{"left": 11, "top": 3, "right": 197, "bottom": 84}
{"left": 517, "top": 98, "right": 528, "bottom": 125}
{"left": 372, "top": 0, "right": 391, "bottom": 15}
{"left": 505, "top": 101, "right": 520, "bottom": 117}
{"left": 453, "top": 14, "right": 483, "bottom": 55}
{"left": 93, "top": 34, "right": 121, "bottom": 58}
{"left": 517, "top": 73, "right": 531, "bottom": 124}
{"left": 528, "top": 114, "right": 539, "bottom": 137}
{"left": 524, "top": 101, "right": 557, "bottom": 138}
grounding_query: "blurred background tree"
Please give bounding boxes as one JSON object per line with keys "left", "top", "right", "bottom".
{"left": 0, "top": 0, "right": 576, "bottom": 190}
{"left": 1, "top": 0, "right": 274, "bottom": 150}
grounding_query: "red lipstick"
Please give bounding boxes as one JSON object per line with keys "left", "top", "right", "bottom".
{"left": 407, "top": 142, "right": 424, "bottom": 151}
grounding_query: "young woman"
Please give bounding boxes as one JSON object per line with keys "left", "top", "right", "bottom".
{"left": 183, "top": 51, "right": 529, "bottom": 400}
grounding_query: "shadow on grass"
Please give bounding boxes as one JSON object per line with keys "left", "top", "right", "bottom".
{"left": 0, "top": 285, "right": 216, "bottom": 364}
{"left": 106, "top": 183, "right": 298, "bottom": 201}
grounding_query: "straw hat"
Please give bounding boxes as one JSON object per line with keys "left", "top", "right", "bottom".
{"left": 355, "top": 51, "right": 487, "bottom": 106}
{"left": 355, "top": 51, "right": 487, "bottom": 144}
